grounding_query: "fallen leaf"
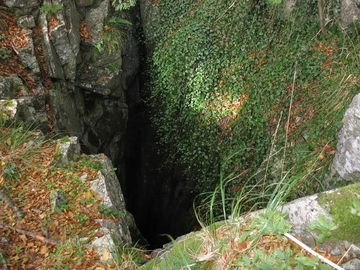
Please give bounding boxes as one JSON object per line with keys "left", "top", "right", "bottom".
{"left": 102, "top": 249, "right": 110, "bottom": 261}
{"left": 20, "top": 234, "right": 27, "bottom": 243}
{"left": 39, "top": 245, "right": 48, "bottom": 255}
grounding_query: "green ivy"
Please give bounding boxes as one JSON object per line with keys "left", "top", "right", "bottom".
{"left": 148, "top": 0, "right": 360, "bottom": 209}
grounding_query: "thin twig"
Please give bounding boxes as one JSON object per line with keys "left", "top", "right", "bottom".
{"left": 215, "top": 1, "right": 236, "bottom": 23}
{"left": 337, "top": 244, "right": 360, "bottom": 265}
{"left": 284, "top": 233, "right": 345, "bottom": 270}
{"left": 0, "top": 189, "right": 25, "bottom": 220}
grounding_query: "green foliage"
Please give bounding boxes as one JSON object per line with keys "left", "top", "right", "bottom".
{"left": 350, "top": 199, "right": 360, "bottom": 216}
{"left": 92, "top": 16, "right": 131, "bottom": 59}
{"left": 148, "top": 0, "right": 359, "bottom": 209}
{"left": 0, "top": 121, "right": 46, "bottom": 185}
{"left": 99, "top": 203, "right": 124, "bottom": 219}
{"left": 234, "top": 247, "right": 333, "bottom": 270}
{"left": 0, "top": 34, "right": 11, "bottom": 60}
{"left": 308, "top": 214, "right": 338, "bottom": 243}
{"left": 40, "top": 4, "right": 63, "bottom": 15}
{"left": 250, "top": 209, "right": 291, "bottom": 235}
{"left": 3, "top": 163, "right": 18, "bottom": 181}
{"left": 111, "top": 0, "right": 136, "bottom": 11}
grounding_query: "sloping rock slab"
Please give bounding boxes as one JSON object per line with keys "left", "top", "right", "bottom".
{"left": 54, "top": 136, "right": 134, "bottom": 262}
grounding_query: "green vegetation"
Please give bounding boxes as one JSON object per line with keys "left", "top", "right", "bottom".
{"left": 111, "top": 0, "right": 137, "bottom": 11}
{"left": 309, "top": 214, "right": 338, "bottom": 244}
{"left": 142, "top": 209, "right": 333, "bottom": 269}
{"left": 0, "top": 34, "right": 11, "bottom": 60}
{"left": 0, "top": 120, "right": 124, "bottom": 268}
{"left": 148, "top": 0, "right": 359, "bottom": 214}
{"left": 40, "top": 4, "right": 64, "bottom": 15}
{"left": 317, "top": 183, "right": 360, "bottom": 245}
{"left": 93, "top": 16, "right": 131, "bottom": 59}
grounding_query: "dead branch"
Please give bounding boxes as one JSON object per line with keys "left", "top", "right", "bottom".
{"left": 0, "top": 189, "right": 25, "bottom": 220}
{"left": 0, "top": 223, "right": 59, "bottom": 246}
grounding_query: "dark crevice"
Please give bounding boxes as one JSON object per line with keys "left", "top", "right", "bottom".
{"left": 121, "top": 25, "right": 200, "bottom": 249}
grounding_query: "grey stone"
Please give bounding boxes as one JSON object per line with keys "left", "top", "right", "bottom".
{"left": 281, "top": 193, "right": 334, "bottom": 247}
{"left": 49, "top": 82, "right": 84, "bottom": 138}
{"left": 0, "top": 75, "right": 23, "bottom": 99}
{"left": 50, "top": 189, "right": 68, "bottom": 213}
{"left": 139, "top": 0, "right": 160, "bottom": 49}
{"left": 52, "top": 137, "right": 133, "bottom": 258}
{"left": 75, "top": 0, "right": 95, "bottom": 7}
{"left": 342, "top": 258, "right": 360, "bottom": 270}
{"left": 14, "top": 30, "right": 40, "bottom": 74}
{"left": 333, "top": 94, "right": 360, "bottom": 182}
{"left": 85, "top": 0, "right": 109, "bottom": 44}
{"left": 52, "top": 136, "right": 81, "bottom": 167}
{"left": 47, "top": 0, "right": 80, "bottom": 80}
{"left": 78, "top": 63, "right": 122, "bottom": 96}
{"left": 341, "top": 0, "right": 360, "bottom": 27}
{"left": 3, "top": 0, "right": 39, "bottom": 16}
{"left": 39, "top": 13, "right": 65, "bottom": 79}
{"left": 17, "top": 15, "right": 36, "bottom": 28}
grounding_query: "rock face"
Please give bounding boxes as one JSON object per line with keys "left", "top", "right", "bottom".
{"left": 53, "top": 136, "right": 137, "bottom": 261}
{"left": 340, "top": 0, "right": 360, "bottom": 27}
{"left": 332, "top": 93, "right": 360, "bottom": 182}
{"left": 1, "top": 0, "right": 141, "bottom": 243}
{"left": 2, "top": 0, "right": 140, "bottom": 170}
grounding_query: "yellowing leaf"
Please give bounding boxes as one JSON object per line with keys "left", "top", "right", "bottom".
{"left": 39, "top": 245, "right": 48, "bottom": 255}
{"left": 84, "top": 190, "right": 93, "bottom": 199}
{"left": 102, "top": 249, "right": 110, "bottom": 261}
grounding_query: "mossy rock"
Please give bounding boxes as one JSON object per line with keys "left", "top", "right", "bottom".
{"left": 317, "top": 183, "right": 360, "bottom": 245}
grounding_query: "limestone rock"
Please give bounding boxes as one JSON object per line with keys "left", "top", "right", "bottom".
{"left": 17, "top": 15, "right": 36, "bottom": 29}
{"left": 52, "top": 136, "right": 81, "bottom": 167}
{"left": 40, "top": 13, "right": 65, "bottom": 79}
{"left": 0, "top": 75, "right": 23, "bottom": 99}
{"left": 49, "top": 81, "right": 84, "bottom": 140}
{"left": 50, "top": 189, "right": 68, "bottom": 213}
{"left": 85, "top": 0, "right": 109, "bottom": 44}
{"left": 332, "top": 93, "right": 360, "bottom": 182}
{"left": 341, "top": 0, "right": 360, "bottom": 28}
{"left": 54, "top": 137, "right": 134, "bottom": 261}
{"left": 3, "top": 0, "right": 39, "bottom": 16}
{"left": 14, "top": 29, "right": 40, "bottom": 74}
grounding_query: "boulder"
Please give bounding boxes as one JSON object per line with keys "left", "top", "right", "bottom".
{"left": 332, "top": 93, "right": 360, "bottom": 182}
{"left": 341, "top": 0, "right": 360, "bottom": 28}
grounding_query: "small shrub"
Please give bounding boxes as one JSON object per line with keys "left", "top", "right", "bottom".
{"left": 111, "top": 0, "right": 136, "bottom": 11}
{"left": 40, "top": 4, "right": 63, "bottom": 15}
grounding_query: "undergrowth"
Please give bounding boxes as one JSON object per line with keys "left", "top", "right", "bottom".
{"left": 148, "top": 0, "right": 360, "bottom": 213}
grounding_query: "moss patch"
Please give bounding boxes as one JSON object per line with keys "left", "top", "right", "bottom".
{"left": 317, "top": 183, "right": 360, "bottom": 245}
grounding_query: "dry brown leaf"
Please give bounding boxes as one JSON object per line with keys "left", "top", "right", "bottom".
{"left": 39, "top": 245, "right": 48, "bottom": 255}
{"left": 19, "top": 234, "right": 27, "bottom": 243}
